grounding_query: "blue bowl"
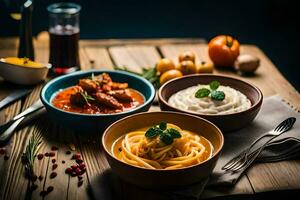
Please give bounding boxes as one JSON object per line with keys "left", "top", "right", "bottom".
{"left": 40, "top": 70, "right": 155, "bottom": 132}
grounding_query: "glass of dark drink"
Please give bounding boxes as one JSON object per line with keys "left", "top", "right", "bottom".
{"left": 47, "top": 3, "right": 81, "bottom": 75}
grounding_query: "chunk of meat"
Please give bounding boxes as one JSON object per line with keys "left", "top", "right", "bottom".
{"left": 111, "top": 82, "right": 128, "bottom": 90}
{"left": 107, "top": 89, "right": 133, "bottom": 102}
{"left": 94, "top": 92, "right": 123, "bottom": 109}
{"left": 79, "top": 79, "right": 98, "bottom": 93}
{"left": 70, "top": 92, "right": 86, "bottom": 106}
{"left": 94, "top": 73, "right": 112, "bottom": 85}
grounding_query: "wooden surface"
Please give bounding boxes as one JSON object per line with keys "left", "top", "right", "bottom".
{"left": 0, "top": 35, "right": 300, "bottom": 200}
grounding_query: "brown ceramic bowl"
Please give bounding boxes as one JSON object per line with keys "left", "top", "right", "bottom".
{"left": 102, "top": 111, "right": 224, "bottom": 188}
{"left": 158, "top": 74, "right": 263, "bottom": 132}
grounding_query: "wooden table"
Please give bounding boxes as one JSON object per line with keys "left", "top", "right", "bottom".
{"left": 0, "top": 35, "right": 299, "bottom": 200}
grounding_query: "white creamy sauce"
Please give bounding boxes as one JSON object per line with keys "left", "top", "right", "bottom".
{"left": 168, "top": 85, "right": 251, "bottom": 114}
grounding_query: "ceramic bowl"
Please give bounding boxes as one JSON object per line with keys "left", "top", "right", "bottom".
{"left": 102, "top": 111, "right": 224, "bottom": 188}
{"left": 40, "top": 70, "right": 155, "bottom": 132}
{"left": 158, "top": 74, "right": 263, "bottom": 132}
{"left": 0, "top": 58, "right": 51, "bottom": 85}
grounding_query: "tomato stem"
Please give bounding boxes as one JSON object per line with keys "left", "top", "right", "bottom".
{"left": 226, "top": 36, "right": 233, "bottom": 48}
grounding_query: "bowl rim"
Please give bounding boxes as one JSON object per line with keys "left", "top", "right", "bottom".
{"left": 0, "top": 58, "right": 52, "bottom": 69}
{"left": 158, "top": 74, "right": 263, "bottom": 117}
{"left": 40, "top": 69, "right": 155, "bottom": 117}
{"left": 102, "top": 111, "right": 224, "bottom": 171}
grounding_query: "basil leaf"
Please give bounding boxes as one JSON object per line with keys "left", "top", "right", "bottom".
{"left": 209, "top": 81, "right": 220, "bottom": 90}
{"left": 160, "top": 133, "right": 173, "bottom": 145}
{"left": 145, "top": 127, "right": 160, "bottom": 138}
{"left": 159, "top": 122, "right": 167, "bottom": 130}
{"left": 195, "top": 88, "right": 210, "bottom": 98}
{"left": 167, "top": 128, "right": 181, "bottom": 138}
{"left": 211, "top": 90, "right": 225, "bottom": 101}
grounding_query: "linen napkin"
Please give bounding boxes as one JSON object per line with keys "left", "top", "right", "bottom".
{"left": 89, "top": 95, "right": 300, "bottom": 200}
{"left": 208, "top": 95, "right": 300, "bottom": 186}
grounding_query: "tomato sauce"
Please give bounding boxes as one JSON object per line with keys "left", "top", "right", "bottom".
{"left": 52, "top": 86, "right": 145, "bottom": 114}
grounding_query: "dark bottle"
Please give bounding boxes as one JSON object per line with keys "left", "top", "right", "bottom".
{"left": 18, "top": 0, "right": 34, "bottom": 60}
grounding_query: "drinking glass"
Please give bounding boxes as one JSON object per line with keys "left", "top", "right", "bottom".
{"left": 47, "top": 3, "right": 81, "bottom": 75}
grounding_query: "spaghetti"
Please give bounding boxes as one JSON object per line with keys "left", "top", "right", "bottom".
{"left": 112, "top": 123, "right": 213, "bottom": 169}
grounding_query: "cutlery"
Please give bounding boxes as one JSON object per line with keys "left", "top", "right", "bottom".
{"left": 0, "top": 88, "right": 32, "bottom": 110}
{"left": 222, "top": 117, "right": 296, "bottom": 171}
{"left": 0, "top": 99, "right": 44, "bottom": 142}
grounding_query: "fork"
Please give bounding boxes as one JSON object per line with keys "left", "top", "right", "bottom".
{"left": 222, "top": 117, "right": 296, "bottom": 171}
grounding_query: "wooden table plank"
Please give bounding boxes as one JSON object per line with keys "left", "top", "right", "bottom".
{"left": 0, "top": 37, "right": 299, "bottom": 200}
{"left": 109, "top": 45, "right": 161, "bottom": 73}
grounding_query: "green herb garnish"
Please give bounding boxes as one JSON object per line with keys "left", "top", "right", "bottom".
{"left": 22, "top": 133, "right": 42, "bottom": 179}
{"left": 211, "top": 90, "right": 225, "bottom": 101}
{"left": 145, "top": 122, "right": 182, "bottom": 145}
{"left": 195, "top": 81, "right": 225, "bottom": 101}
{"left": 195, "top": 88, "right": 211, "bottom": 98}
{"left": 79, "top": 91, "right": 95, "bottom": 105}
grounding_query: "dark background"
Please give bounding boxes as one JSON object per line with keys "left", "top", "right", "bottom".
{"left": 0, "top": 0, "right": 299, "bottom": 90}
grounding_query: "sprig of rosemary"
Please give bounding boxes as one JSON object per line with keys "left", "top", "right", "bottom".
{"left": 22, "top": 133, "right": 42, "bottom": 178}
{"left": 114, "top": 66, "right": 160, "bottom": 89}
{"left": 79, "top": 91, "right": 95, "bottom": 105}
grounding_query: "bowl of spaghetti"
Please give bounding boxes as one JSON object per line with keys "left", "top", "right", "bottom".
{"left": 102, "top": 111, "right": 224, "bottom": 188}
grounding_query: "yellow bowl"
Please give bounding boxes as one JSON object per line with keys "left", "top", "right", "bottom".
{"left": 0, "top": 58, "right": 51, "bottom": 85}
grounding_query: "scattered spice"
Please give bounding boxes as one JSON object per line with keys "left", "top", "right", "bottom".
{"left": 45, "top": 152, "right": 49, "bottom": 157}
{"left": 51, "top": 146, "right": 58, "bottom": 151}
{"left": 49, "top": 152, "right": 55, "bottom": 157}
{"left": 52, "top": 159, "right": 56, "bottom": 163}
{"left": 40, "top": 190, "right": 47, "bottom": 197}
{"left": 38, "top": 175, "right": 43, "bottom": 181}
{"left": 66, "top": 150, "right": 71, "bottom": 155}
{"left": 76, "top": 159, "right": 83, "bottom": 164}
{"left": 37, "top": 154, "right": 44, "bottom": 160}
{"left": 4, "top": 155, "right": 9, "bottom": 160}
{"left": 62, "top": 160, "right": 65, "bottom": 164}
{"left": 0, "top": 148, "right": 6, "bottom": 154}
{"left": 47, "top": 186, "right": 54, "bottom": 193}
{"left": 31, "top": 174, "right": 37, "bottom": 182}
{"left": 30, "top": 184, "right": 38, "bottom": 191}
{"left": 78, "top": 176, "right": 83, "bottom": 181}
{"left": 52, "top": 164, "right": 58, "bottom": 170}
{"left": 78, "top": 180, "right": 83, "bottom": 187}
{"left": 50, "top": 172, "right": 57, "bottom": 179}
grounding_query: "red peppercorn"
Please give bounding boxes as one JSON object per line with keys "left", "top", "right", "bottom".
{"left": 45, "top": 152, "right": 49, "bottom": 157}
{"left": 71, "top": 165, "right": 78, "bottom": 170}
{"left": 37, "top": 154, "right": 44, "bottom": 160}
{"left": 62, "top": 160, "right": 65, "bottom": 164}
{"left": 65, "top": 168, "right": 72, "bottom": 174}
{"left": 38, "top": 175, "right": 43, "bottom": 181}
{"left": 79, "top": 163, "right": 86, "bottom": 170}
{"left": 72, "top": 153, "right": 81, "bottom": 160}
{"left": 52, "top": 164, "right": 58, "bottom": 170}
{"left": 78, "top": 176, "right": 83, "bottom": 181}
{"left": 50, "top": 172, "right": 57, "bottom": 179}
{"left": 71, "top": 171, "right": 77, "bottom": 177}
{"left": 52, "top": 159, "right": 56, "bottom": 163}
{"left": 76, "top": 159, "right": 83, "bottom": 164}
{"left": 51, "top": 146, "right": 58, "bottom": 151}
{"left": 75, "top": 168, "right": 81, "bottom": 175}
